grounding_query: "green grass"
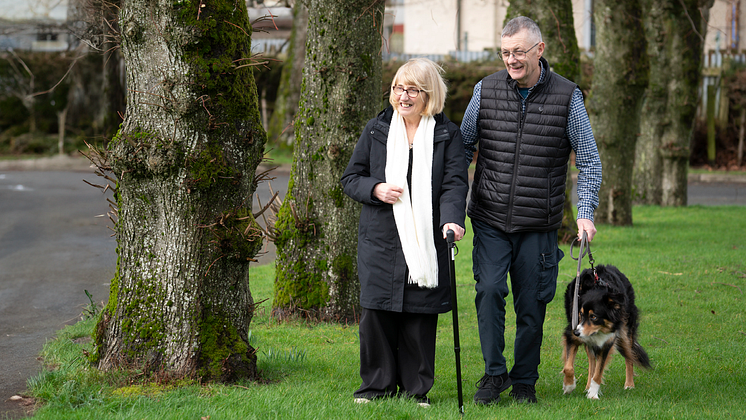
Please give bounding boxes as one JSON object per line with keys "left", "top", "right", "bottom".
{"left": 263, "top": 146, "right": 294, "bottom": 166}
{"left": 28, "top": 205, "right": 746, "bottom": 419}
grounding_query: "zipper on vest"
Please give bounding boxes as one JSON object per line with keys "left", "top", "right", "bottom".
{"left": 547, "top": 175, "right": 552, "bottom": 225}
{"left": 506, "top": 98, "right": 527, "bottom": 231}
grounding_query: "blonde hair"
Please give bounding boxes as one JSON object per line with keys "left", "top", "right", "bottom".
{"left": 388, "top": 58, "right": 447, "bottom": 117}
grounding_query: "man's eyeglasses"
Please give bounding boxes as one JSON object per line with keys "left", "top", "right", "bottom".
{"left": 392, "top": 86, "right": 421, "bottom": 98}
{"left": 501, "top": 42, "right": 540, "bottom": 60}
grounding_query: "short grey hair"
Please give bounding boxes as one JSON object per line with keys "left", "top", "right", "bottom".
{"left": 502, "top": 16, "right": 543, "bottom": 43}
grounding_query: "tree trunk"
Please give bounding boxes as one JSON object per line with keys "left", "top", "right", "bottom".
{"left": 94, "top": 0, "right": 265, "bottom": 382}
{"left": 739, "top": 108, "right": 745, "bottom": 167}
{"left": 266, "top": 1, "right": 308, "bottom": 147}
{"left": 588, "top": 0, "right": 648, "bottom": 225}
{"left": 506, "top": 0, "right": 580, "bottom": 242}
{"left": 57, "top": 106, "right": 67, "bottom": 155}
{"left": 635, "top": 0, "right": 714, "bottom": 206}
{"left": 273, "top": 0, "right": 384, "bottom": 321}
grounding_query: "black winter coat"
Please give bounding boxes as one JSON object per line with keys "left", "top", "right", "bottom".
{"left": 341, "top": 106, "right": 469, "bottom": 314}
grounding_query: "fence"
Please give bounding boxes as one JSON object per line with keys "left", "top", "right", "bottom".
{"left": 699, "top": 50, "right": 745, "bottom": 124}
{"left": 382, "top": 50, "right": 498, "bottom": 63}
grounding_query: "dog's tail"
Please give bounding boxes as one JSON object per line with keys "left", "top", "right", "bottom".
{"left": 633, "top": 341, "right": 652, "bottom": 369}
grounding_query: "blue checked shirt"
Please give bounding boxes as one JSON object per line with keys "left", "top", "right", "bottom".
{"left": 461, "top": 63, "right": 602, "bottom": 221}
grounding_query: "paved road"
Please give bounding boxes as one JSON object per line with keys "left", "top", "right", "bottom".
{"left": 0, "top": 170, "right": 115, "bottom": 419}
{"left": 687, "top": 181, "right": 746, "bottom": 205}
{"left": 569, "top": 179, "right": 746, "bottom": 206}
{"left": 0, "top": 161, "right": 286, "bottom": 419}
{"left": 0, "top": 157, "right": 743, "bottom": 418}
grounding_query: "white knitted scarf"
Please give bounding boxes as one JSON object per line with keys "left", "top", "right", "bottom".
{"left": 385, "top": 110, "right": 438, "bottom": 289}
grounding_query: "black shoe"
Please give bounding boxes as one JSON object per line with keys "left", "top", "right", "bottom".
{"left": 509, "top": 383, "right": 537, "bottom": 403}
{"left": 473, "top": 372, "right": 512, "bottom": 405}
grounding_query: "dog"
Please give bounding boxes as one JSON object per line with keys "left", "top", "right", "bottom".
{"left": 561, "top": 264, "right": 651, "bottom": 399}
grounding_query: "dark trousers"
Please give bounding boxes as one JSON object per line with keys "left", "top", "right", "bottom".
{"left": 471, "top": 219, "right": 563, "bottom": 385}
{"left": 354, "top": 308, "right": 438, "bottom": 399}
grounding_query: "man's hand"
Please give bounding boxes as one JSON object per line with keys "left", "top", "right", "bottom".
{"left": 577, "top": 218, "right": 597, "bottom": 242}
{"left": 442, "top": 223, "right": 465, "bottom": 241}
{"left": 373, "top": 183, "right": 404, "bottom": 204}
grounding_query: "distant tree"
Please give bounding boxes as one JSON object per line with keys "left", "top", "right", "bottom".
{"left": 0, "top": 50, "right": 73, "bottom": 139}
{"left": 91, "top": 0, "right": 265, "bottom": 381}
{"left": 67, "top": 0, "right": 125, "bottom": 138}
{"left": 273, "top": 0, "right": 384, "bottom": 320}
{"left": 505, "top": 0, "right": 580, "bottom": 242}
{"left": 0, "top": 50, "right": 40, "bottom": 133}
{"left": 634, "top": 0, "right": 714, "bottom": 206}
{"left": 588, "top": 0, "right": 649, "bottom": 225}
{"left": 266, "top": 0, "right": 308, "bottom": 147}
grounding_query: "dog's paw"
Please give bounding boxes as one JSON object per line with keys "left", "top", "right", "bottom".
{"left": 586, "top": 380, "right": 601, "bottom": 400}
{"left": 563, "top": 377, "right": 576, "bottom": 394}
{"left": 624, "top": 384, "right": 635, "bottom": 390}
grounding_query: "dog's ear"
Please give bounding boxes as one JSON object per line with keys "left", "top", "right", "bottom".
{"left": 579, "top": 268, "right": 595, "bottom": 291}
{"left": 605, "top": 292, "right": 626, "bottom": 309}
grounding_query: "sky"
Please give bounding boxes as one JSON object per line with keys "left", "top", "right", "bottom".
{"left": 0, "top": 0, "right": 68, "bottom": 21}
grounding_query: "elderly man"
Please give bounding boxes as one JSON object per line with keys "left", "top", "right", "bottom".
{"left": 461, "top": 16, "right": 602, "bottom": 405}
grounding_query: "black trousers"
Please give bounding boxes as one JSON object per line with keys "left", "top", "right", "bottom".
{"left": 354, "top": 308, "right": 439, "bottom": 400}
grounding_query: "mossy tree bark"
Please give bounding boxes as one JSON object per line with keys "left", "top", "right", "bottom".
{"left": 588, "top": 0, "right": 648, "bottom": 225}
{"left": 93, "top": 0, "right": 265, "bottom": 382}
{"left": 266, "top": 1, "right": 308, "bottom": 147}
{"left": 273, "top": 0, "right": 384, "bottom": 321}
{"left": 506, "top": 0, "right": 581, "bottom": 243}
{"left": 634, "top": 0, "right": 714, "bottom": 206}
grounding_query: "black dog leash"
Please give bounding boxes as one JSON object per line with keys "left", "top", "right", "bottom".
{"left": 570, "top": 231, "right": 595, "bottom": 330}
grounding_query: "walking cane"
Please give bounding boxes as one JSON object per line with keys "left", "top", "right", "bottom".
{"left": 446, "top": 230, "right": 464, "bottom": 415}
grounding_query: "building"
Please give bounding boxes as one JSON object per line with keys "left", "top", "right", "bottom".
{"left": 390, "top": 0, "right": 743, "bottom": 60}
{"left": 0, "top": 0, "right": 71, "bottom": 52}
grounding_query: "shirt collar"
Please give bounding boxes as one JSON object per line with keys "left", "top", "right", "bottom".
{"left": 529, "top": 60, "right": 546, "bottom": 92}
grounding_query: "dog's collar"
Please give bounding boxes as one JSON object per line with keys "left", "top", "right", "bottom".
{"left": 593, "top": 270, "right": 609, "bottom": 288}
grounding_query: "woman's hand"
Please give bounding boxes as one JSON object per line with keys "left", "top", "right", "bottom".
{"left": 373, "top": 183, "right": 404, "bottom": 204}
{"left": 442, "top": 223, "right": 465, "bottom": 241}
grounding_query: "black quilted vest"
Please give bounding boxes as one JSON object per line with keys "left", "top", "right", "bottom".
{"left": 468, "top": 58, "right": 576, "bottom": 233}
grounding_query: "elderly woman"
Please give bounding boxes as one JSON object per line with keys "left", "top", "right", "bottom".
{"left": 341, "top": 58, "right": 469, "bottom": 407}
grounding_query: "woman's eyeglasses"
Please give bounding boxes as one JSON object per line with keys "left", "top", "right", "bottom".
{"left": 392, "top": 86, "right": 421, "bottom": 98}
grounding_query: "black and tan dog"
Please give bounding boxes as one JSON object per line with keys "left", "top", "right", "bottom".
{"left": 561, "top": 264, "right": 651, "bottom": 399}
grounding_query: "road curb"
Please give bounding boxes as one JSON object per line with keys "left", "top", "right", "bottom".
{"left": 688, "top": 172, "right": 746, "bottom": 183}
{"left": 0, "top": 155, "right": 94, "bottom": 172}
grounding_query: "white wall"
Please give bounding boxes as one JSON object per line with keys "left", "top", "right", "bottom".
{"left": 403, "top": 0, "right": 593, "bottom": 55}
{"left": 572, "top": 0, "right": 593, "bottom": 51}
{"left": 459, "top": 0, "right": 505, "bottom": 53}
{"left": 404, "top": 0, "right": 506, "bottom": 54}
{"left": 704, "top": 0, "right": 745, "bottom": 54}
{"left": 404, "top": 0, "right": 459, "bottom": 54}
{"left": 0, "top": 0, "right": 68, "bottom": 21}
